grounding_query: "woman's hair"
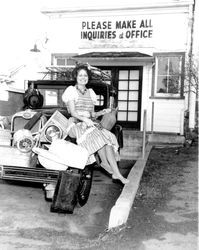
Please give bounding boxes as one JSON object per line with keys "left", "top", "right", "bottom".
{"left": 72, "top": 63, "right": 92, "bottom": 81}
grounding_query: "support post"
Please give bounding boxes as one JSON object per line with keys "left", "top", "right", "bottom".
{"left": 142, "top": 110, "right": 147, "bottom": 159}
{"left": 151, "top": 102, "right": 154, "bottom": 133}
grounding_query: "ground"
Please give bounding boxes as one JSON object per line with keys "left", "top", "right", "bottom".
{"left": 90, "top": 143, "right": 198, "bottom": 250}
{"left": 64, "top": 143, "right": 198, "bottom": 250}
{"left": 0, "top": 143, "right": 198, "bottom": 249}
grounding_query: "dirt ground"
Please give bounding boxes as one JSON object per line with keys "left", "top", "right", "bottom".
{"left": 88, "top": 143, "right": 198, "bottom": 250}
{"left": 64, "top": 143, "right": 198, "bottom": 250}
{"left": 0, "top": 143, "right": 198, "bottom": 250}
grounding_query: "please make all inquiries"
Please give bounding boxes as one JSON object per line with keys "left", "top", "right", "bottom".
{"left": 81, "top": 19, "right": 153, "bottom": 40}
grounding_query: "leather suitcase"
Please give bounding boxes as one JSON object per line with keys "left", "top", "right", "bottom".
{"left": 50, "top": 171, "right": 80, "bottom": 214}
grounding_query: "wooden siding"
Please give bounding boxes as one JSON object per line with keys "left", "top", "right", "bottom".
{"left": 151, "top": 99, "right": 185, "bottom": 133}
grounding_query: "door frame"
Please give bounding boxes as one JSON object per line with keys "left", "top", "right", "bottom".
{"left": 99, "top": 66, "right": 143, "bottom": 129}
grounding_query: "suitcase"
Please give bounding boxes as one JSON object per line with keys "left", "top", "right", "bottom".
{"left": 50, "top": 171, "right": 80, "bottom": 214}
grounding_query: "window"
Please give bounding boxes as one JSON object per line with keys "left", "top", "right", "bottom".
{"left": 96, "top": 94, "right": 104, "bottom": 106}
{"left": 97, "top": 66, "right": 142, "bottom": 129}
{"left": 56, "top": 58, "right": 66, "bottom": 66}
{"left": 154, "top": 53, "right": 185, "bottom": 97}
{"left": 117, "top": 69, "right": 141, "bottom": 124}
{"left": 51, "top": 53, "right": 77, "bottom": 66}
{"left": 39, "top": 88, "right": 65, "bottom": 107}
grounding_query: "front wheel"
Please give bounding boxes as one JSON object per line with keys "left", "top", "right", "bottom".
{"left": 77, "top": 165, "right": 93, "bottom": 207}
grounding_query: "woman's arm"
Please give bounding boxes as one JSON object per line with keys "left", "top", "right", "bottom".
{"left": 91, "top": 108, "right": 111, "bottom": 119}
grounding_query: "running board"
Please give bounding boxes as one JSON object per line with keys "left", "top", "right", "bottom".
{"left": 0, "top": 166, "right": 59, "bottom": 184}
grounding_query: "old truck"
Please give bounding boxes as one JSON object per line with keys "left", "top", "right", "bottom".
{"left": 0, "top": 64, "right": 123, "bottom": 213}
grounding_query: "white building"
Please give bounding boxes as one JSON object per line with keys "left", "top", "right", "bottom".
{"left": 1, "top": 0, "right": 197, "bottom": 135}
{"left": 40, "top": 0, "right": 196, "bottom": 135}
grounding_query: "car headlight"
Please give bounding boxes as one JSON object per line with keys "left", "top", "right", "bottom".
{"left": 13, "top": 129, "right": 34, "bottom": 153}
{"left": 44, "top": 124, "right": 62, "bottom": 142}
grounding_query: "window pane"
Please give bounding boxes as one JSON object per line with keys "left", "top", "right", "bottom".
{"left": 117, "top": 68, "right": 141, "bottom": 123}
{"left": 118, "top": 81, "right": 128, "bottom": 90}
{"left": 119, "top": 70, "right": 128, "bottom": 79}
{"left": 129, "top": 70, "right": 139, "bottom": 79}
{"left": 128, "top": 112, "right": 138, "bottom": 121}
{"left": 42, "top": 90, "right": 58, "bottom": 106}
{"left": 157, "top": 75, "right": 167, "bottom": 93}
{"left": 129, "top": 81, "right": 139, "bottom": 90}
{"left": 118, "top": 101, "right": 127, "bottom": 110}
{"left": 118, "top": 91, "right": 128, "bottom": 99}
{"left": 96, "top": 95, "right": 104, "bottom": 106}
{"left": 157, "top": 76, "right": 180, "bottom": 94}
{"left": 128, "top": 102, "right": 138, "bottom": 110}
{"left": 117, "top": 111, "right": 127, "bottom": 120}
{"left": 168, "top": 76, "right": 180, "bottom": 93}
{"left": 169, "top": 57, "right": 181, "bottom": 74}
{"left": 129, "top": 91, "right": 138, "bottom": 100}
{"left": 57, "top": 58, "right": 66, "bottom": 66}
{"left": 156, "top": 55, "right": 182, "bottom": 95}
{"left": 158, "top": 57, "right": 168, "bottom": 75}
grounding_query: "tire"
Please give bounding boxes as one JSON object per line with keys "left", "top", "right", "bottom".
{"left": 77, "top": 165, "right": 93, "bottom": 207}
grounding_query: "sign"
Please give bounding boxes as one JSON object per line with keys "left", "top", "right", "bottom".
{"left": 80, "top": 17, "right": 153, "bottom": 48}
{"left": 45, "top": 90, "right": 58, "bottom": 106}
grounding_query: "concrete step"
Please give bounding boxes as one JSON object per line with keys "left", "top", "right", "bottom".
{"left": 123, "top": 130, "right": 148, "bottom": 147}
{"left": 120, "top": 130, "right": 185, "bottom": 160}
{"left": 123, "top": 138, "right": 144, "bottom": 147}
{"left": 148, "top": 133, "right": 185, "bottom": 145}
{"left": 121, "top": 130, "right": 147, "bottom": 160}
{"left": 123, "top": 130, "right": 144, "bottom": 138}
{"left": 120, "top": 146, "right": 142, "bottom": 160}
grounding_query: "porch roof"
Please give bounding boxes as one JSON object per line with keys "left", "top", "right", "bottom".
{"left": 72, "top": 51, "right": 154, "bottom": 66}
{"left": 73, "top": 51, "right": 152, "bottom": 58}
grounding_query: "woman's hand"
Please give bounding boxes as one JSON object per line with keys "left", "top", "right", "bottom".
{"left": 92, "top": 108, "right": 112, "bottom": 119}
{"left": 82, "top": 117, "right": 95, "bottom": 127}
{"left": 102, "top": 108, "right": 111, "bottom": 115}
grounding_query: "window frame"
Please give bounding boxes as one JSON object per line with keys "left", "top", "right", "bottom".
{"left": 51, "top": 53, "right": 77, "bottom": 66}
{"left": 152, "top": 52, "right": 185, "bottom": 99}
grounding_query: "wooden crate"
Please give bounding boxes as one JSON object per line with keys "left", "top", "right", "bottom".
{"left": 0, "top": 146, "right": 31, "bottom": 167}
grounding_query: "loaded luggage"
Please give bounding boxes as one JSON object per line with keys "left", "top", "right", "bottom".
{"left": 51, "top": 170, "right": 80, "bottom": 213}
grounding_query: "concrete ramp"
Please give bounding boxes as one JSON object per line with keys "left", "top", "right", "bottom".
{"left": 108, "top": 144, "right": 153, "bottom": 229}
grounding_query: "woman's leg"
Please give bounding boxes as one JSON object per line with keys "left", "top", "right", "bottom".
{"left": 98, "top": 147, "right": 113, "bottom": 174}
{"left": 105, "top": 145, "right": 129, "bottom": 184}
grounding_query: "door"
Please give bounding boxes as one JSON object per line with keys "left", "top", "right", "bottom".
{"left": 100, "top": 66, "right": 143, "bottom": 129}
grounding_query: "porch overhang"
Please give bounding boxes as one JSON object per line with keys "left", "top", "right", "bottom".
{"left": 72, "top": 52, "right": 154, "bottom": 66}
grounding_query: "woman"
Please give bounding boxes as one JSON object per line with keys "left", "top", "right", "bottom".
{"left": 62, "top": 64, "right": 129, "bottom": 184}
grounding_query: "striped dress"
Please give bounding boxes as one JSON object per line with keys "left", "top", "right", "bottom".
{"left": 62, "top": 86, "right": 120, "bottom": 164}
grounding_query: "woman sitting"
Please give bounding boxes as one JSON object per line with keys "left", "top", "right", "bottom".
{"left": 62, "top": 64, "right": 129, "bottom": 185}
